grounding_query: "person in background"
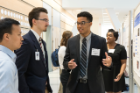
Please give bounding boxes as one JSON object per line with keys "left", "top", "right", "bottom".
{"left": 0, "top": 18, "right": 23, "bottom": 93}
{"left": 58, "top": 31, "right": 73, "bottom": 93}
{"left": 15, "top": 7, "right": 52, "bottom": 93}
{"left": 102, "top": 29, "right": 127, "bottom": 93}
{"left": 124, "top": 70, "right": 129, "bottom": 78}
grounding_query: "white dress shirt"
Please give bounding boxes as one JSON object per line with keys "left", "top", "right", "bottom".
{"left": 0, "top": 45, "right": 19, "bottom": 93}
{"left": 58, "top": 46, "right": 66, "bottom": 69}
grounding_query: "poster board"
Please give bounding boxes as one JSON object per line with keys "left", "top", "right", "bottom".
{"left": 122, "top": 15, "right": 130, "bottom": 76}
{"left": 133, "top": 2, "right": 140, "bottom": 87}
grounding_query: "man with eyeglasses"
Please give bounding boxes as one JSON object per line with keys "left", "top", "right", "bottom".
{"left": 15, "top": 7, "right": 52, "bottom": 93}
{"left": 63, "top": 11, "right": 112, "bottom": 93}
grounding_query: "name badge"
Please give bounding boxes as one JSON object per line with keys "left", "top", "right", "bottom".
{"left": 108, "top": 49, "right": 115, "bottom": 53}
{"left": 91, "top": 48, "right": 100, "bottom": 56}
{"left": 35, "top": 49, "right": 40, "bottom": 61}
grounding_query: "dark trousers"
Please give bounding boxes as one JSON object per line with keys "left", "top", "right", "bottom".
{"left": 74, "top": 80, "right": 90, "bottom": 93}
{"left": 60, "top": 69, "right": 70, "bottom": 93}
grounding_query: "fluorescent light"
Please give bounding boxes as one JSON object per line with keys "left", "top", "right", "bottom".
{"left": 103, "top": 22, "right": 110, "bottom": 23}
{"left": 103, "top": 13, "right": 107, "bottom": 14}
{"left": 115, "top": 12, "right": 119, "bottom": 15}
{"left": 103, "top": 19, "right": 110, "bottom": 21}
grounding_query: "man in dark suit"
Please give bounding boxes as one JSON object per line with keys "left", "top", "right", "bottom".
{"left": 15, "top": 7, "right": 52, "bottom": 93}
{"left": 63, "top": 11, "right": 112, "bottom": 93}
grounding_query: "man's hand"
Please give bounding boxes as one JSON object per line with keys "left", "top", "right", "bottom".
{"left": 114, "top": 73, "right": 123, "bottom": 82}
{"left": 102, "top": 52, "right": 112, "bottom": 67}
{"left": 68, "top": 59, "right": 77, "bottom": 70}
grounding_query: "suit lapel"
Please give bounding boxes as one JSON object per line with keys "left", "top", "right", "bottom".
{"left": 42, "top": 40, "right": 48, "bottom": 63}
{"left": 88, "top": 33, "right": 99, "bottom": 62}
{"left": 28, "top": 31, "right": 45, "bottom": 67}
{"left": 76, "top": 35, "right": 80, "bottom": 64}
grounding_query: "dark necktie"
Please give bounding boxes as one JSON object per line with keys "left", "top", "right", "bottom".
{"left": 80, "top": 38, "right": 87, "bottom": 78}
{"left": 39, "top": 37, "right": 46, "bottom": 67}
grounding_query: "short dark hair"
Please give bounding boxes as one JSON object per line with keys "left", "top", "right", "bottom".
{"left": 77, "top": 11, "right": 93, "bottom": 22}
{"left": 0, "top": 18, "right": 20, "bottom": 42}
{"left": 28, "top": 7, "right": 48, "bottom": 27}
{"left": 107, "top": 29, "right": 119, "bottom": 41}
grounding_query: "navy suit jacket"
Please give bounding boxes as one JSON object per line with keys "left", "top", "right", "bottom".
{"left": 15, "top": 31, "right": 52, "bottom": 93}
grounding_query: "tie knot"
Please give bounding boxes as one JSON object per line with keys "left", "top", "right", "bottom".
{"left": 39, "top": 37, "right": 42, "bottom": 41}
{"left": 82, "top": 38, "right": 86, "bottom": 42}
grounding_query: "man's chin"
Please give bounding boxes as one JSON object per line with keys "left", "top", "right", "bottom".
{"left": 79, "top": 32, "right": 84, "bottom": 35}
{"left": 14, "top": 47, "right": 20, "bottom": 51}
{"left": 78, "top": 31, "right": 82, "bottom": 34}
{"left": 43, "top": 29, "right": 47, "bottom": 32}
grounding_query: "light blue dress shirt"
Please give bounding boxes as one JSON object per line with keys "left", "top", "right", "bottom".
{"left": 0, "top": 45, "right": 19, "bottom": 93}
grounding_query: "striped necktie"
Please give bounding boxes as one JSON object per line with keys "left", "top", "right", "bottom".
{"left": 39, "top": 37, "right": 46, "bottom": 67}
{"left": 80, "top": 38, "right": 87, "bottom": 78}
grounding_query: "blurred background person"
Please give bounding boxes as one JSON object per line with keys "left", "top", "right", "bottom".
{"left": 102, "top": 29, "right": 127, "bottom": 93}
{"left": 58, "top": 31, "right": 73, "bottom": 93}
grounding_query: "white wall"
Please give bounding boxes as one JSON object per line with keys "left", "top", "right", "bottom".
{"left": 72, "top": 25, "right": 78, "bottom": 36}
{"left": 91, "top": 18, "right": 101, "bottom": 36}
{"left": 101, "top": 24, "right": 114, "bottom": 38}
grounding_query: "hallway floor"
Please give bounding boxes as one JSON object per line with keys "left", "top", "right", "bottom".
{"left": 48, "top": 69, "right": 139, "bottom": 93}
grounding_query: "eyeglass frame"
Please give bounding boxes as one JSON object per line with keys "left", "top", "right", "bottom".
{"left": 75, "top": 21, "right": 91, "bottom": 26}
{"left": 35, "top": 18, "right": 49, "bottom": 23}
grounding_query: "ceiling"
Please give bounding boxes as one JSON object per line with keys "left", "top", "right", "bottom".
{"left": 62, "top": 0, "right": 140, "bottom": 25}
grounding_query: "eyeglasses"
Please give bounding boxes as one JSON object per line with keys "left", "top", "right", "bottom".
{"left": 36, "top": 19, "right": 49, "bottom": 23}
{"left": 75, "top": 21, "right": 90, "bottom": 26}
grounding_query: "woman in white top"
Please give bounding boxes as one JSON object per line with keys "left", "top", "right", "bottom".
{"left": 58, "top": 31, "right": 73, "bottom": 93}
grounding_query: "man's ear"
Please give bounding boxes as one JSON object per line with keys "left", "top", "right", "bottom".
{"left": 3, "top": 33, "right": 10, "bottom": 41}
{"left": 89, "top": 22, "right": 92, "bottom": 27}
{"left": 32, "top": 18, "right": 36, "bottom": 26}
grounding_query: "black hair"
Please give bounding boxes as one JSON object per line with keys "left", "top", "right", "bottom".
{"left": 0, "top": 18, "right": 20, "bottom": 42}
{"left": 28, "top": 7, "right": 48, "bottom": 27}
{"left": 77, "top": 11, "right": 93, "bottom": 22}
{"left": 107, "top": 29, "right": 119, "bottom": 41}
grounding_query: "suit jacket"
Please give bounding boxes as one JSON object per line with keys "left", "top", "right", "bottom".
{"left": 63, "top": 33, "right": 107, "bottom": 93}
{"left": 15, "top": 31, "right": 52, "bottom": 93}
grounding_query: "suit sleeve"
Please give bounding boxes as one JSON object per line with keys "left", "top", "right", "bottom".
{"left": 63, "top": 40, "right": 71, "bottom": 70}
{"left": 42, "top": 41, "right": 52, "bottom": 92}
{"left": 45, "top": 45, "right": 52, "bottom": 92}
{"left": 101, "top": 38, "right": 113, "bottom": 69}
{"left": 15, "top": 39, "right": 31, "bottom": 93}
{"left": 100, "top": 38, "right": 107, "bottom": 67}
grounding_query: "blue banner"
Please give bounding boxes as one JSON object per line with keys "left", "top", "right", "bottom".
{"left": 134, "top": 12, "right": 140, "bottom": 27}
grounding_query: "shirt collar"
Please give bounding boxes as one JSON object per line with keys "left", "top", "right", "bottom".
{"left": 31, "top": 29, "right": 41, "bottom": 41}
{"left": 80, "top": 32, "right": 92, "bottom": 41}
{"left": 0, "top": 45, "right": 17, "bottom": 62}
